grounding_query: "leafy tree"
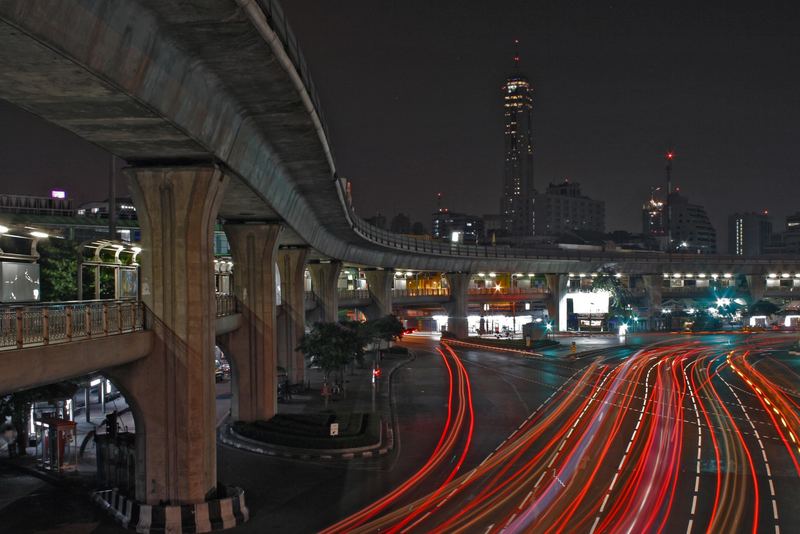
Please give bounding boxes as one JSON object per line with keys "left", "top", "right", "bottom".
{"left": 369, "top": 314, "right": 405, "bottom": 349}
{"left": 37, "top": 239, "right": 79, "bottom": 301}
{"left": 588, "top": 269, "right": 632, "bottom": 323}
{"left": 340, "top": 320, "right": 374, "bottom": 366}
{"left": 749, "top": 300, "right": 780, "bottom": 316}
{"left": 298, "top": 322, "right": 363, "bottom": 383}
{"left": 690, "top": 310, "right": 722, "bottom": 332}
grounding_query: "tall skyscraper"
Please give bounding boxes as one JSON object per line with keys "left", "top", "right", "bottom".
{"left": 728, "top": 211, "right": 772, "bottom": 256}
{"left": 499, "top": 41, "right": 535, "bottom": 237}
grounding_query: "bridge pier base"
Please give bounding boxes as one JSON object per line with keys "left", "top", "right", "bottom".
{"left": 277, "top": 247, "right": 309, "bottom": 385}
{"left": 365, "top": 269, "right": 394, "bottom": 320}
{"left": 445, "top": 273, "right": 470, "bottom": 338}
{"left": 223, "top": 223, "right": 282, "bottom": 422}
{"left": 113, "top": 165, "right": 227, "bottom": 505}
{"left": 308, "top": 261, "right": 342, "bottom": 323}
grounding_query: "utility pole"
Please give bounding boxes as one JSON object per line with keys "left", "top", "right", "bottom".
{"left": 665, "top": 151, "right": 673, "bottom": 250}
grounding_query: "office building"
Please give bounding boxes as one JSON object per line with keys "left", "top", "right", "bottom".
{"left": 534, "top": 180, "right": 604, "bottom": 236}
{"left": 668, "top": 191, "right": 717, "bottom": 253}
{"left": 728, "top": 211, "right": 772, "bottom": 256}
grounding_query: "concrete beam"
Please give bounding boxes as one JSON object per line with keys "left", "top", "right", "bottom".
{"left": 0, "top": 332, "right": 152, "bottom": 396}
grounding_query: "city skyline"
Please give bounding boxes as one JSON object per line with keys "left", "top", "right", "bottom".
{"left": 1, "top": 1, "right": 798, "bottom": 250}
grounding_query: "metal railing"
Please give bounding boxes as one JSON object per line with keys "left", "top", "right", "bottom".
{"left": 215, "top": 294, "right": 238, "bottom": 317}
{"left": 0, "top": 300, "right": 144, "bottom": 350}
{"left": 467, "top": 287, "right": 549, "bottom": 296}
{"left": 338, "top": 289, "right": 370, "bottom": 301}
{"left": 392, "top": 288, "right": 450, "bottom": 298}
{"left": 349, "top": 212, "right": 800, "bottom": 266}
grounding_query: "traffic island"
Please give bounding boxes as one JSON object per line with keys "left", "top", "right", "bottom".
{"left": 91, "top": 485, "right": 249, "bottom": 533}
{"left": 219, "top": 412, "right": 393, "bottom": 460}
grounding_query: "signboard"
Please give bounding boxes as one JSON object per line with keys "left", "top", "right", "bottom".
{"left": 566, "top": 291, "right": 610, "bottom": 315}
{"left": 329, "top": 423, "right": 339, "bottom": 437}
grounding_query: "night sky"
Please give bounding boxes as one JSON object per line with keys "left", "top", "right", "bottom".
{"left": 1, "top": 1, "right": 798, "bottom": 249}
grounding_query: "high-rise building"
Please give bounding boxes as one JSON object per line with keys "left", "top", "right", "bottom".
{"left": 534, "top": 180, "right": 604, "bottom": 236}
{"left": 728, "top": 211, "right": 772, "bottom": 256}
{"left": 642, "top": 193, "right": 667, "bottom": 238}
{"left": 668, "top": 191, "right": 717, "bottom": 253}
{"left": 499, "top": 41, "right": 535, "bottom": 237}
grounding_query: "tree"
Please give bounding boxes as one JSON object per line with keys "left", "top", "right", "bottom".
{"left": 588, "top": 268, "right": 632, "bottom": 324}
{"left": 369, "top": 315, "right": 405, "bottom": 349}
{"left": 298, "top": 322, "right": 363, "bottom": 383}
{"left": 749, "top": 300, "right": 780, "bottom": 317}
{"left": 37, "top": 239, "right": 79, "bottom": 301}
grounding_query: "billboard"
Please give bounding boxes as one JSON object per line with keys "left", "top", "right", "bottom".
{"left": 1, "top": 262, "right": 41, "bottom": 303}
{"left": 566, "top": 290, "right": 610, "bottom": 315}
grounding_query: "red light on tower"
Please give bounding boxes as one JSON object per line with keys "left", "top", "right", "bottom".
{"left": 666, "top": 152, "right": 674, "bottom": 160}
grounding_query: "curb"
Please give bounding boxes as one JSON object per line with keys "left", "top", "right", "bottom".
{"left": 219, "top": 419, "right": 393, "bottom": 461}
{"left": 92, "top": 486, "right": 249, "bottom": 533}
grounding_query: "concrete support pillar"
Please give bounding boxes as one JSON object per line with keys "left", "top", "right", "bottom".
{"left": 642, "top": 275, "right": 663, "bottom": 331}
{"left": 545, "top": 274, "right": 568, "bottom": 332}
{"left": 277, "top": 248, "right": 309, "bottom": 385}
{"left": 223, "top": 223, "right": 282, "bottom": 423}
{"left": 308, "top": 261, "right": 341, "bottom": 323}
{"left": 445, "top": 273, "right": 470, "bottom": 338}
{"left": 114, "top": 165, "right": 227, "bottom": 505}
{"left": 365, "top": 270, "right": 394, "bottom": 320}
{"left": 746, "top": 275, "right": 766, "bottom": 303}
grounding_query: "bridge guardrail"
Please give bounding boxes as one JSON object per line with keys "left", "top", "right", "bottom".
{"left": 0, "top": 300, "right": 144, "bottom": 350}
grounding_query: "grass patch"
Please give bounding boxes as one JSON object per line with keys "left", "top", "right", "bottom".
{"left": 233, "top": 412, "right": 381, "bottom": 450}
{"left": 383, "top": 346, "right": 409, "bottom": 354}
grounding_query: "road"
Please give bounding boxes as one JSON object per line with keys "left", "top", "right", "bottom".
{"left": 337, "top": 333, "right": 800, "bottom": 533}
{"left": 5, "top": 332, "right": 800, "bottom": 533}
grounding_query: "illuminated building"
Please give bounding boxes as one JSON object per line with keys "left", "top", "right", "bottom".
{"left": 727, "top": 211, "right": 772, "bottom": 256}
{"left": 499, "top": 41, "right": 535, "bottom": 237}
{"left": 642, "top": 196, "right": 666, "bottom": 237}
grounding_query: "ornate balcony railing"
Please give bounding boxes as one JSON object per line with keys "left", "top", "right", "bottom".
{"left": 0, "top": 300, "right": 144, "bottom": 350}
{"left": 215, "top": 294, "right": 238, "bottom": 317}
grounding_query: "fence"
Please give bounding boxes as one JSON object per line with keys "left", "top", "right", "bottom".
{"left": 0, "top": 300, "right": 144, "bottom": 350}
